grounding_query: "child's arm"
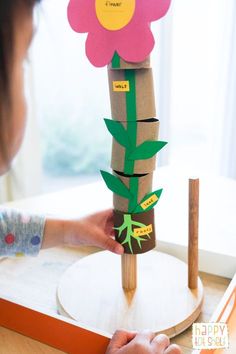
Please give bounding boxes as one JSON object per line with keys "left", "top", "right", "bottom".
{"left": 0, "top": 208, "right": 123, "bottom": 257}
{"left": 42, "top": 209, "right": 124, "bottom": 255}
{"left": 0, "top": 208, "right": 45, "bottom": 257}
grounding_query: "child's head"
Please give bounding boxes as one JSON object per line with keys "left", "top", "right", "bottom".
{"left": 0, "top": 0, "right": 40, "bottom": 174}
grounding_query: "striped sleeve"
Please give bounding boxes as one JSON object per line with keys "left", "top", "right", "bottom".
{"left": 0, "top": 208, "right": 45, "bottom": 257}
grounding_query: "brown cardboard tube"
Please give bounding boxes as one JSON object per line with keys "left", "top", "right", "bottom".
{"left": 113, "top": 172, "right": 153, "bottom": 212}
{"left": 108, "top": 68, "right": 156, "bottom": 121}
{"left": 108, "top": 56, "right": 150, "bottom": 70}
{"left": 114, "top": 208, "right": 156, "bottom": 254}
{"left": 111, "top": 120, "right": 159, "bottom": 174}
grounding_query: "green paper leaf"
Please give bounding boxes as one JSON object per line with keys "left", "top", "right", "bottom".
{"left": 100, "top": 170, "right": 133, "bottom": 199}
{"left": 104, "top": 119, "right": 131, "bottom": 148}
{"left": 133, "top": 189, "right": 163, "bottom": 213}
{"left": 128, "top": 141, "right": 168, "bottom": 160}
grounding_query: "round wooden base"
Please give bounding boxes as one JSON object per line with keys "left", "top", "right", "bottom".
{"left": 57, "top": 251, "right": 204, "bottom": 338}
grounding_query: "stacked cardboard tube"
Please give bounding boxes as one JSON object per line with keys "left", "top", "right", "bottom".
{"left": 103, "top": 54, "right": 167, "bottom": 260}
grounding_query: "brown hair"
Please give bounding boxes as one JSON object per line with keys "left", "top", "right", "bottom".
{"left": 0, "top": 0, "right": 40, "bottom": 161}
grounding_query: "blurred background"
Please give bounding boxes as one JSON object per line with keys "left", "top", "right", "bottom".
{"left": 0, "top": 0, "right": 235, "bottom": 201}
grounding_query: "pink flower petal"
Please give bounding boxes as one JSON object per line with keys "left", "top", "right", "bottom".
{"left": 117, "top": 24, "right": 155, "bottom": 63}
{"left": 86, "top": 30, "right": 116, "bottom": 67}
{"left": 67, "top": 0, "right": 172, "bottom": 67}
{"left": 147, "top": 0, "right": 172, "bottom": 21}
{"left": 67, "top": 0, "right": 96, "bottom": 33}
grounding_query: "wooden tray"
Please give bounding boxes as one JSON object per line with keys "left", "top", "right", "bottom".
{"left": 193, "top": 274, "right": 236, "bottom": 354}
{"left": 0, "top": 247, "right": 111, "bottom": 354}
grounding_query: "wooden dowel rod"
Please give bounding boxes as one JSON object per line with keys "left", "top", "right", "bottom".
{"left": 188, "top": 178, "right": 199, "bottom": 290}
{"left": 122, "top": 254, "right": 137, "bottom": 291}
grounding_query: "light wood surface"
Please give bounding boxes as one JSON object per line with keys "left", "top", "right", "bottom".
{"left": 0, "top": 327, "right": 64, "bottom": 354}
{"left": 0, "top": 246, "right": 111, "bottom": 354}
{"left": 0, "top": 270, "right": 231, "bottom": 353}
{"left": 188, "top": 179, "right": 199, "bottom": 290}
{"left": 212, "top": 291, "right": 236, "bottom": 354}
{"left": 171, "top": 273, "right": 231, "bottom": 354}
{"left": 206, "top": 275, "right": 236, "bottom": 354}
{"left": 122, "top": 254, "right": 137, "bottom": 290}
{"left": 57, "top": 251, "right": 204, "bottom": 338}
{"left": 218, "top": 314, "right": 236, "bottom": 354}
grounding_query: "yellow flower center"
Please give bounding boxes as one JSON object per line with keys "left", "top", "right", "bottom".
{"left": 95, "top": 0, "right": 136, "bottom": 31}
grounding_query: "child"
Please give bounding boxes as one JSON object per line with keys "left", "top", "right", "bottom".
{"left": 0, "top": 1, "right": 181, "bottom": 353}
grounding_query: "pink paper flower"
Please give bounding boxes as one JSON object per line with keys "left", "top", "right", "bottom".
{"left": 68, "top": 0, "right": 171, "bottom": 67}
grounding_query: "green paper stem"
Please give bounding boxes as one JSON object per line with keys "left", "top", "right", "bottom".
{"left": 111, "top": 52, "right": 121, "bottom": 69}
{"left": 124, "top": 70, "right": 137, "bottom": 174}
{"left": 128, "top": 177, "right": 139, "bottom": 213}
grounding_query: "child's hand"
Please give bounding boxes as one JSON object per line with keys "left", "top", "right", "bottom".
{"left": 106, "top": 330, "right": 182, "bottom": 354}
{"left": 64, "top": 209, "right": 124, "bottom": 254}
{"left": 43, "top": 209, "right": 124, "bottom": 255}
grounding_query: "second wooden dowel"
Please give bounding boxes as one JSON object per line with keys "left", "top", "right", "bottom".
{"left": 188, "top": 178, "right": 199, "bottom": 290}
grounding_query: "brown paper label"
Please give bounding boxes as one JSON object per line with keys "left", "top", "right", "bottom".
{"left": 133, "top": 224, "right": 153, "bottom": 237}
{"left": 113, "top": 80, "right": 130, "bottom": 92}
{"left": 141, "top": 194, "right": 158, "bottom": 210}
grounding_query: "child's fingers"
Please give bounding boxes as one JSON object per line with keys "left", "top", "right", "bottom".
{"left": 164, "top": 344, "right": 182, "bottom": 354}
{"left": 94, "top": 209, "right": 114, "bottom": 223}
{"left": 90, "top": 210, "right": 115, "bottom": 234}
{"left": 106, "top": 329, "right": 137, "bottom": 352}
{"left": 151, "top": 334, "right": 170, "bottom": 352}
{"left": 87, "top": 209, "right": 114, "bottom": 230}
{"left": 133, "top": 330, "right": 156, "bottom": 344}
{"left": 104, "top": 220, "right": 115, "bottom": 235}
{"left": 102, "top": 236, "right": 124, "bottom": 255}
{"left": 89, "top": 226, "right": 123, "bottom": 254}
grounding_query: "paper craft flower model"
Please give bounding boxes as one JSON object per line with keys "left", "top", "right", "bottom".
{"left": 68, "top": 0, "right": 171, "bottom": 67}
